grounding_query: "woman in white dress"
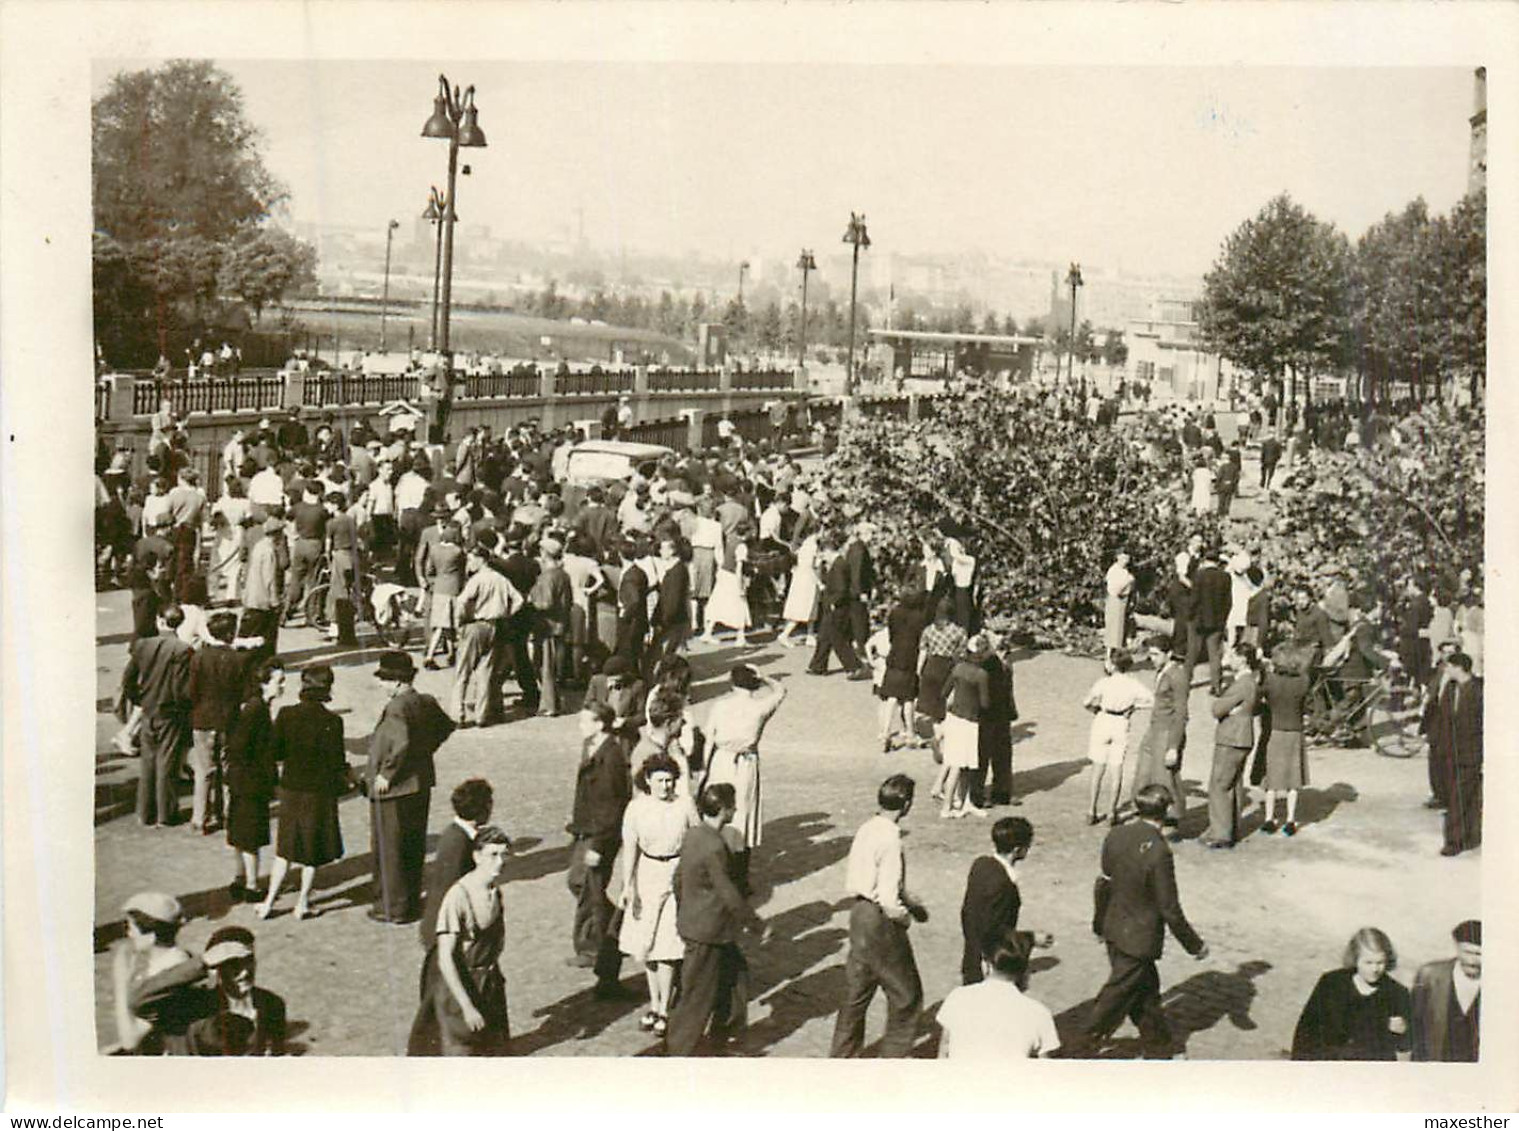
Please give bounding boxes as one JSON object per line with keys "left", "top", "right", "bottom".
{"left": 1103, "top": 551, "right": 1135, "bottom": 666}
{"left": 1191, "top": 457, "right": 1216, "bottom": 516}
{"left": 778, "top": 531, "right": 821, "bottom": 647}
{"left": 688, "top": 497, "right": 724, "bottom": 635}
{"left": 702, "top": 529, "right": 753, "bottom": 646}
{"left": 699, "top": 665, "right": 787, "bottom": 894}
{"left": 210, "top": 478, "right": 252, "bottom": 604}
{"left": 618, "top": 752, "right": 697, "bottom": 1037}
{"left": 1225, "top": 546, "right": 1260, "bottom": 651}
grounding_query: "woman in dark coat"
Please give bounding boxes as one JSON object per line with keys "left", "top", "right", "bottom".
{"left": 1261, "top": 645, "right": 1311, "bottom": 835}
{"left": 257, "top": 664, "right": 348, "bottom": 921}
{"left": 916, "top": 605, "right": 968, "bottom": 753}
{"left": 1291, "top": 927, "right": 1412, "bottom": 1060}
{"left": 877, "top": 588, "right": 928, "bottom": 752}
{"left": 225, "top": 659, "right": 285, "bottom": 902}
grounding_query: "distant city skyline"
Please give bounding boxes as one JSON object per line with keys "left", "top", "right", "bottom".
{"left": 93, "top": 61, "right": 1476, "bottom": 285}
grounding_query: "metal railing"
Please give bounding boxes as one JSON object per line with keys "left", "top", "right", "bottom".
{"left": 731, "top": 369, "right": 794, "bottom": 391}
{"left": 621, "top": 416, "right": 689, "bottom": 451}
{"left": 302, "top": 372, "right": 420, "bottom": 406}
{"left": 460, "top": 372, "right": 541, "bottom": 400}
{"left": 858, "top": 394, "right": 912, "bottom": 420}
{"left": 648, "top": 369, "right": 722, "bottom": 394}
{"left": 130, "top": 376, "right": 288, "bottom": 417}
{"left": 554, "top": 369, "right": 636, "bottom": 397}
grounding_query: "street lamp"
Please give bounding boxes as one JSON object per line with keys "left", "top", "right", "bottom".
{"left": 841, "top": 212, "right": 871, "bottom": 395}
{"left": 380, "top": 219, "right": 399, "bottom": 352}
{"left": 1065, "top": 262, "right": 1083, "bottom": 385}
{"left": 795, "top": 248, "right": 816, "bottom": 369}
{"left": 421, "top": 73, "right": 487, "bottom": 435}
{"left": 421, "top": 187, "right": 455, "bottom": 351}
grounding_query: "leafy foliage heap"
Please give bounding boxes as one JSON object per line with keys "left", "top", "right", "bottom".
{"left": 817, "top": 381, "right": 1199, "bottom": 651}
{"left": 1267, "top": 404, "right": 1485, "bottom": 618}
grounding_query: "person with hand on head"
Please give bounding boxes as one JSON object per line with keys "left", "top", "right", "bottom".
{"left": 830, "top": 774, "right": 929, "bottom": 1058}
{"left": 1291, "top": 927, "right": 1411, "bottom": 1061}
{"left": 1085, "top": 783, "right": 1208, "bottom": 1059}
{"left": 699, "top": 664, "right": 787, "bottom": 895}
{"left": 110, "top": 892, "right": 204, "bottom": 1055}
{"left": 1411, "top": 919, "right": 1481, "bottom": 1062}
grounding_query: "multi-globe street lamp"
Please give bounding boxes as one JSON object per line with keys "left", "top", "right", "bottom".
{"left": 420, "top": 73, "right": 486, "bottom": 433}
{"left": 380, "top": 219, "right": 399, "bottom": 352}
{"left": 795, "top": 249, "right": 816, "bottom": 369}
{"left": 841, "top": 212, "right": 870, "bottom": 395}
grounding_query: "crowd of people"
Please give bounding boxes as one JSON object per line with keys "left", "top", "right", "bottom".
{"left": 100, "top": 386, "right": 1483, "bottom": 1060}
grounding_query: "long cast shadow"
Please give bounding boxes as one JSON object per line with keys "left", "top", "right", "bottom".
{"left": 743, "top": 897, "right": 853, "bottom": 1054}
{"left": 1052, "top": 959, "right": 1272, "bottom": 1059}
{"left": 1012, "top": 758, "right": 1087, "bottom": 798}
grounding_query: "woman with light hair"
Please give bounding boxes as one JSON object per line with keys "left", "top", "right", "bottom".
{"left": 1291, "top": 927, "right": 1411, "bottom": 1060}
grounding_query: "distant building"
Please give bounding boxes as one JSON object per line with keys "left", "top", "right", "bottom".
{"left": 1123, "top": 298, "right": 1240, "bottom": 403}
{"left": 1470, "top": 66, "right": 1487, "bottom": 194}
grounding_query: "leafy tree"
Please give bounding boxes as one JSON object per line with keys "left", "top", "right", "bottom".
{"left": 92, "top": 60, "right": 317, "bottom": 364}
{"left": 721, "top": 297, "right": 749, "bottom": 351}
{"left": 655, "top": 291, "right": 680, "bottom": 337}
{"left": 981, "top": 311, "right": 1001, "bottom": 335}
{"left": 1001, "top": 314, "right": 1019, "bottom": 337}
{"left": 1023, "top": 314, "right": 1047, "bottom": 339}
{"left": 689, "top": 292, "right": 709, "bottom": 335}
{"left": 1199, "top": 193, "right": 1351, "bottom": 406}
{"left": 1101, "top": 328, "right": 1129, "bottom": 367}
{"left": 758, "top": 301, "right": 783, "bottom": 358}
{"left": 218, "top": 226, "right": 317, "bottom": 323}
{"left": 1433, "top": 189, "right": 1486, "bottom": 400}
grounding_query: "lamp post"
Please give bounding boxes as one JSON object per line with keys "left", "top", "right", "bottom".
{"left": 795, "top": 248, "right": 816, "bottom": 369}
{"left": 842, "top": 212, "right": 871, "bottom": 395}
{"left": 421, "top": 73, "right": 487, "bottom": 435}
{"left": 1065, "top": 262, "right": 1083, "bottom": 385}
{"left": 422, "top": 188, "right": 451, "bottom": 351}
{"left": 380, "top": 219, "right": 399, "bottom": 352}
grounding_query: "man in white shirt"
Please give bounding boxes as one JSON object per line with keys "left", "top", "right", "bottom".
{"left": 1082, "top": 649, "right": 1155, "bottom": 827}
{"left": 452, "top": 546, "right": 524, "bottom": 727}
{"left": 247, "top": 464, "right": 287, "bottom": 514}
{"left": 937, "top": 930, "right": 1060, "bottom": 1060}
{"left": 222, "top": 428, "right": 247, "bottom": 479}
{"left": 830, "top": 774, "right": 928, "bottom": 1058}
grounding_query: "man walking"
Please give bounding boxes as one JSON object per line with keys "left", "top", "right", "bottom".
{"left": 567, "top": 704, "right": 633, "bottom": 998}
{"left": 1439, "top": 653, "right": 1483, "bottom": 857}
{"left": 1411, "top": 919, "right": 1481, "bottom": 1061}
{"left": 1259, "top": 434, "right": 1283, "bottom": 492}
{"left": 665, "top": 783, "right": 768, "bottom": 1056}
{"left": 121, "top": 605, "right": 194, "bottom": 827}
{"left": 830, "top": 774, "right": 928, "bottom": 1058}
{"left": 1085, "top": 783, "right": 1208, "bottom": 1058}
{"left": 1188, "top": 548, "right": 1231, "bottom": 695}
{"left": 366, "top": 651, "right": 456, "bottom": 924}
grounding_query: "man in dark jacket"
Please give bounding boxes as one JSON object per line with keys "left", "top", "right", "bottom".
{"left": 665, "top": 783, "right": 767, "bottom": 1055}
{"left": 1086, "top": 784, "right": 1208, "bottom": 1058}
{"left": 1439, "top": 654, "right": 1483, "bottom": 857}
{"left": 575, "top": 486, "right": 619, "bottom": 556}
{"left": 1411, "top": 919, "right": 1481, "bottom": 1061}
{"left": 807, "top": 538, "right": 869, "bottom": 679}
{"left": 123, "top": 605, "right": 194, "bottom": 827}
{"left": 648, "top": 535, "right": 691, "bottom": 671}
{"left": 1259, "top": 434, "right": 1283, "bottom": 490}
{"left": 418, "top": 777, "right": 494, "bottom": 948}
{"left": 1188, "top": 550, "right": 1232, "bottom": 695}
{"left": 567, "top": 705, "right": 633, "bottom": 997}
{"left": 958, "top": 817, "right": 1051, "bottom": 984}
{"left": 187, "top": 612, "right": 249, "bottom": 834}
{"left": 614, "top": 538, "right": 650, "bottom": 671}
{"left": 366, "top": 651, "right": 457, "bottom": 924}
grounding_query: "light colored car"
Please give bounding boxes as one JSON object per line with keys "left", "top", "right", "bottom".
{"left": 560, "top": 440, "right": 673, "bottom": 486}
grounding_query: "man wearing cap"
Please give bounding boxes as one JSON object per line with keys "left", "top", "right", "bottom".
{"left": 111, "top": 891, "right": 209, "bottom": 1054}
{"left": 1411, "top": 920, "right": 1481, "bottom": 1061}
{"left": 122, "top": 606, "right": 194, "bottom": 827}
{"left": 366, "top": 651, "right": 457, "bottom": 924}
{"left": 186, "top": 926, "right": 288, "bottom": 1056}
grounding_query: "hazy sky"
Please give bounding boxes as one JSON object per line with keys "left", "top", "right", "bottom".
{"left": 97, "top": 60, "right": 1477, "bottom": 277}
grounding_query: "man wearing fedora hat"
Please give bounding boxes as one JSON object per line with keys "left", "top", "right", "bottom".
{"left": 366, "top": 651, "right": 457, "bottom": 924}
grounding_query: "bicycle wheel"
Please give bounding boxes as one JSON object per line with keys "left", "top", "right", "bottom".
{"left": 305, "top": 584, "right": 332, "bottom": 631}
{"left": 1369, "top": 687, "right": 1424, "bottom": 759}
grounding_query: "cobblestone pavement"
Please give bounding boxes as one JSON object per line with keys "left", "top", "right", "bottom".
{"left": 92, "top": 581, "right": 1479, "bottom": 1058}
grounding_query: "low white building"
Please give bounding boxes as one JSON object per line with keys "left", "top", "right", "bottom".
{"left": 1122, "top": 298, "right": 1241, "bottom": 404}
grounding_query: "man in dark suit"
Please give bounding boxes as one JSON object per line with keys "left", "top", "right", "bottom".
{"left": 1086, "top": 784, "right": 1208, "bottom": 1058}
{"left": 366, "top": 651, "right": 457, "bottom": 924}
{"left": 614, "top": 537, "right": 650, "bottom": 671}
{"left": 122, "top": 604, "right": 193, "bottom": 828}
{"left": 649, "top": 535, "right": 691, "bottom": 670}
{"left": 1411, "top": 919, "right": 1481, "bottom": 1061}
{"left": 1259, "top": 434, "right": 1283, "bottom": 490}
{"left": 1166, "top": 567, "right": 1194, "bottom": 659}
{"left": 186, "top": 612, "right": 250, "bottom": 834}
{"left": 1188, "top": 549, "right": 1232, "bottom": 694}
{"left": 1202, "top": 651, "right": 1260, "bottom": 848}
{"left": 844, "top": 522, "right": 877, "bottom": 649}
{"left": 958, "top": 817, "right": 1052, "bottom": 985}
{"left": 574, "top": 486, "right": 620, "bottom": 557}
{"left": 1439, "top": 653, "right": 1482, "bottom": 856}
{"left": 418, "top": 777, "right": 495, "bottom": 947}
{"left": 665, "top": 783, "right": 767, "bottom": 1055}
{"left": 567, "top": 705, "right": 632, "bottom": 996}
{"left": 807, "top": 539, "right": 869, "bottom": 679}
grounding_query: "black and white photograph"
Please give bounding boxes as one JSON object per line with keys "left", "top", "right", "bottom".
{"left": 2, "top": 0, "right": 1514, "bottom": 1116}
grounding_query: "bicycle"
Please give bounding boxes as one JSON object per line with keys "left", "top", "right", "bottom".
{"left": 1306, "top": 666, "right": 1424, "bottom": 758}
{"left": 303, "top": 556, "right": 413, "bottom": 648}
